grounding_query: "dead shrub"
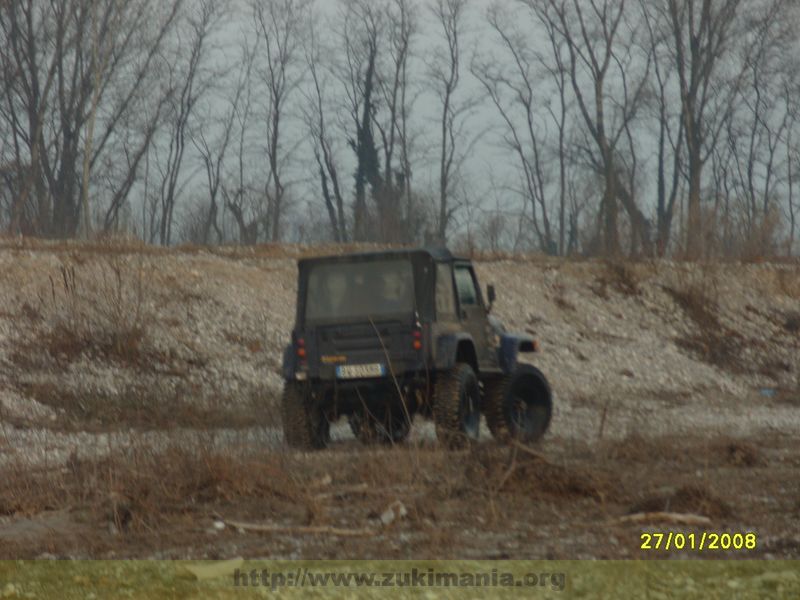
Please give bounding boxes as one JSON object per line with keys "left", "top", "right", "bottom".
{"left": 663, "top": 266, "right": 746, "bottom": 373}
{"left": 29, "top": 256, "right": 155, "bottom": 368}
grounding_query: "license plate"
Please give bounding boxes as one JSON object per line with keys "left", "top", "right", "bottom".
{"left": 336, "top": 363, "right": 386, "bottom": 379}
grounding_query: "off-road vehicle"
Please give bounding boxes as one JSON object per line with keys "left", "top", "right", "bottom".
{"left": 281, "top": 248, "right": 552, "bottom": 449}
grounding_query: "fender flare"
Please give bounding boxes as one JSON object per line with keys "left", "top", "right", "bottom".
{"left": 498, "top": 333, "right": 537, "bottom": 374}
{"left": 435, "top": 333, "right": 477, "bottom": 371}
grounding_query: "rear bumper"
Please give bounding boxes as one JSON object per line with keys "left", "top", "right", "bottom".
{"left": 303, "top": 372, "right": 429, "bottom": 416}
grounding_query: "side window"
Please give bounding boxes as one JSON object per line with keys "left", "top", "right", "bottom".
{"left": 435, "top": 263, "right": 456, "bottom": 319}
{"left": 454, "top": 266, "right": 479, "bottom": 306}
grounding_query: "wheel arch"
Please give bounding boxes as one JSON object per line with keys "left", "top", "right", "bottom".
{"left": 435, "top": 333, "right": 478, "bottom": 373}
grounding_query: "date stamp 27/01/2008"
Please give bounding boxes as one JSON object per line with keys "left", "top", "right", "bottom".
{"left": 640, "top": 531, "right": 757, "bottom": 552}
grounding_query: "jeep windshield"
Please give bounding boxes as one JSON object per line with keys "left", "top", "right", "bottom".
{"left": 304, "top": 259, "right": 415, "bottom": 323}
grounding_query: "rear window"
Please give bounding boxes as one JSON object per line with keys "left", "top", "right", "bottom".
{"left": 304, "top": 259, "right": 415, "bottom": 322}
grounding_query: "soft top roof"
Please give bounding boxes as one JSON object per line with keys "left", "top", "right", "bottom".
{"left": 298, "top": 246, "right": 465, "bottom": 268}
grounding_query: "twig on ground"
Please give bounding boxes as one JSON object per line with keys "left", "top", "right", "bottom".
{"left": 618, "top": 512, "right": 712, "bottom": 527}
{"left": 510, "top": 440, "right": 550, "bottom": 463}
{"left": 223, "top": 518, "right": 376, "bottom": 537}
{"left": 496, "top": 443, "right": 519, "bottom": 491}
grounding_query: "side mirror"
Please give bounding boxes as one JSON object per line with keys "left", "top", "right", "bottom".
{"left": 487, "top": 284, "right": 496, "bottom": 312}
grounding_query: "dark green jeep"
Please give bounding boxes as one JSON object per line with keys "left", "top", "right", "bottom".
{"left": 281, "top": 248, "right": 552, "bottom": 449}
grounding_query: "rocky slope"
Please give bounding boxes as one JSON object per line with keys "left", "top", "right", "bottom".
{"left": 0, "top": 240, "right": 798, "bottom": 466}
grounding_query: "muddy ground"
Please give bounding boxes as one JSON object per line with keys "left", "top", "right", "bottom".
{"left": 0, "top": 240, "right": 798, "bottom": 559}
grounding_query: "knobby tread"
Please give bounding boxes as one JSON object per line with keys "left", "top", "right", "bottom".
{"left": 483, "top": 374, "right": 514, "bottom": 442}
{"left": 281, "top": 382, "right": 328, "bottom": 450}
{"left": 483, "top": 365, "right": 553, "bottom": 444}
{"left": 433, "top": 362, "right": 478, "bottom": 450}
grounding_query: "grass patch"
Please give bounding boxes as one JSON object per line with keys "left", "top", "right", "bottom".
{"left": 15, "top": 381, "right": 272, "bottom": 432}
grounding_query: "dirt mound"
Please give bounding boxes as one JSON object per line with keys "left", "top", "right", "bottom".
{"left": 504, "top": 460, "right": 609, "bottom": 502}
{"left": 719, "top": 441, "right": 765, "bottom": 467}
{"left": 629, "top": 484, "right": 733, "bottom": 520}
{"left": 466, "top": 446, "right": 612, "bottom": 503}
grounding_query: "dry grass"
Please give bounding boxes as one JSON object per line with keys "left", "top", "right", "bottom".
{"left": 774, "top": 268, "right": 800, "bottom": 298}
{"left": 1, "top": 427, "right": 795, "bottom": 559}
{"left": 0, "top": 443, "right": 302, "bottom": 531}
{"left": 223, "top": 331, "right": 263, "bottom": 354}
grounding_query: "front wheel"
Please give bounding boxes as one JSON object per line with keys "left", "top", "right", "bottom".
{"left": 433, "top": 363, "right": 481, "bottom": 449}
{"left": 281, "top": 382, "right": 330, "bottom": 450}
{"left": 484, "top": 364, "right": 552, "bottom": 444}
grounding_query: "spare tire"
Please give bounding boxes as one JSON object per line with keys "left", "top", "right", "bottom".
{"left": 484, "top": 364, "right": 552, "bottom": 444}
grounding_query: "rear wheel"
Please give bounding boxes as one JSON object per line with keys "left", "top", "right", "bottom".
{"left": 281, "top": 382, "right": 330, "bottom": 450}
{"left": 484, "top": 364, "right": 552, "bottom": 444}
{"left": 433, "top": 363, "right": 481, "bottom": 449}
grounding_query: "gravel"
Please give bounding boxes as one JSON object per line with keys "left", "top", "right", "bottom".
{"left": 1, "top": 245, "right": 798, "bottom": 468}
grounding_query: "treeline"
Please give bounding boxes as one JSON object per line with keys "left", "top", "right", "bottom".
{"left": 1, "top": 0, "right": 798, "bottom": 258}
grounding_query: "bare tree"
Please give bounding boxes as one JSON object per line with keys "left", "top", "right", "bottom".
{"left": 302, "top": 13, "right": 347, "bottom": 242}
{"left": 252, "top": 0, "right": 309, "bottom": 242}
{"left": 374, "top": 0, "right": 416, "bottom": 242}
{"left": 641, "top": 0, "right": 685, "bottom": 255}
{"left": 339, "top": 0, "right": 381, "bottom": 241}
{"left": 472, "top": 6, "right": 556, "bottom": 254}
{"left": 154, "top": 0, "right": 220, "bottom": 246}
{"left": 220, "top": 37, "right": 263, "bottom": 245}
{"left": 538, "top": 9, "right": 572, "bottom": 256}
{"left": 788, "top": 117, "right": 798, "bottom": 255}
{"left": 429, "top": 0, "right": 473, "bottom": 243}
{"left": 520, "top": 0, "right": 653, "bottom": 256}
{"left": 0, "top": 0, "right": 183, "bottom": 238}
{"left": 190, "top": 64, "right": 248, "bottom": 244}
{"left": 338, "top": 0, "right": 419, "bottom": 243}
{"left": 665, "top": 0, "right": 744, "bottom": 257}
